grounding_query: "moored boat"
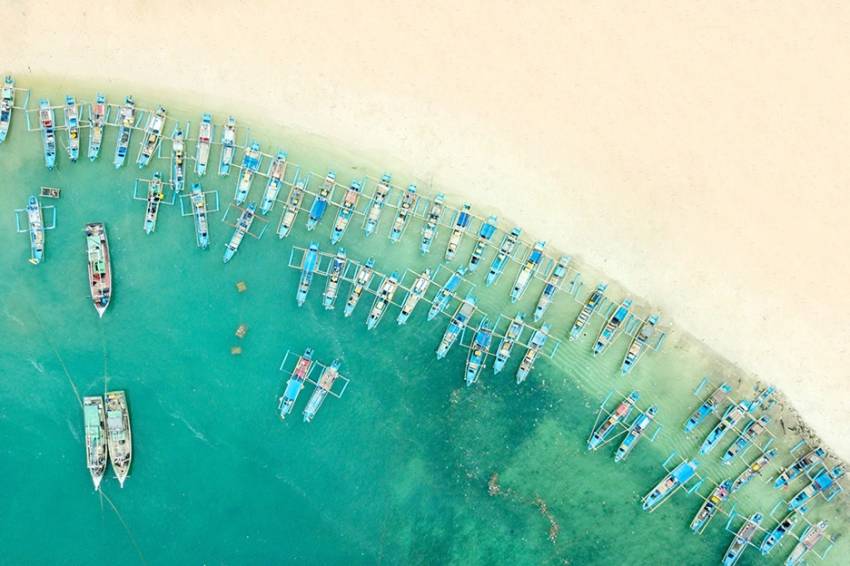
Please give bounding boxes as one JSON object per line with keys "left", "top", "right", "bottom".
{"left": 330, "top": 179, "right": 362, "bottom": 244}
{"left": 307, "top": 171, "right": 335, "bottom": 230}
{"left": 690, "top": 480, "right": 732, "bottom": 533}
{"left": 171, "top": 127, "right": 186, "bottom": 192}
{"left": 64, "top": 95, "right": 80, "bottom": 161}
{"left": 722, "top": 512, "right": 763, "bottom": 566}
{"left": 569, "top": 283, "right": 608, "bottom": 340}
{"left": 621, "top": 314, "right": 660, "bottom": 374}
{"left": 532, "top": 255, "right": 570, "bottom": 321}
{"left": 486, "top": 227, "right": 522, "bottom": 286}
{"left": 510, "top": 240, "right": 546, "bottom": 302}
{"left": 25, "top": 196, "right": 45, "bottom": 265}
{"left": 279, "top": 348, "right": 314, "bottom": 419}
{"left": 445, "top": 203, "right": 472, "bottom": 261}
{"left": 588, "top": 391, "right": 639, "bottom": 450}
{"left": 614, "top": 406, "right": 657, "bottom": 462}
{"left": 760, "top": 512, "right": 799, "bottom": 555}
{"left": 322, "top": 248, "right": 347, "bottom": 309}
{"left": 785, "top": 520, "right": 828, "bottom": 566}
{"left": 113, "top": 95, "right": 136, "bottom": 168}
{"left": 427, "top": 266, "right": 465, "bottom": 320}
{"left": 397, "top": 268, "right": 432, "bottom": 325}
{"left": 189, "top": 183, "right": 210, "bottom": 249}
{"left": 731, "top": 448, "right": 777, "bottom": 493}
{"left": 218, "top": 115, "right": 237, "bottom": 175}
{"left": 39, "top": 99, "right": 57, "bottom": 169}
{"left": 774, "top": 446, "right": 826, "bottom": 489}
{"left": 234, "top": 142, "right": 261, "bottom": 204}
{"left": 296, "top": 243, "right": 319, "bottom": 306}
{"left": 343, "top": 258, "right": 375, "bottom": 317}
{"left": 683, "top": 382, "right": 733, "bottom": 433}
{"left": 105, "top": 390, "right": 132, "bottom": 488}
{"left": 642, "top": 460, "right": 699, "bottom": 511}
{"left": 260, "top": 150, "right": 288, "bottom": 214}
{"left": 223, "top": 202, "right": 257, "bottom": 263}
{"left": 699, "top": 401, "right": 750, "bottom": 455}
{"left": 195, "top": 113, "right": 212, "bottom": 175}
{"left": 436, "top": 295, "right": 476, "bottom": 359}
{"left": 85, "top": 222, "right": 112, "bottom": 317}
{"left": 364, "top": 174, "right": 392, "bottom": 236}
{"left": 87, "top": 94, "right": 107, "bottom": 161}
{"left": 515, "top": 323, "right": 550, "bottom": 384}
{"left": 465, "top": 319, "right": 493, "bottom": 386}
{"left": 277, "top": 175, "right": 307, "bottom": 239}
{"left": 493, "top": 313, "right": 524, "bottom": 374}
{"left": 366, "top": 272, "right": 400, "bottom": 330}
{"left": 722, "top": 415, "right": 771, "bottom": 464}
{"left": 389, "top": 184, "right": 417, "bottom": 243}
{"left": 467, "top": 215, "right": 498, "bottom": 271}
{"left": 420, "top": 193, "right": 446, "bottom": 253}
{"left": 788, "top": 465, "right": 845, "bottom": 511}
{"left": 593, "top": 299, "right": 632, "bottom": 355}
{"left": 83, "top": 396, "right": 108, "bottom": 490}
{"left": 303, "top": 360, "right": 341, "bottom": 422}
{"left": 0, "top": 75, "right": 15, "bottom": 143}
{"left": 143, "top": 172, "right": 165, "bottom": 234}
{"left": 137, "top": 104, "right": 167, "bottom": 168}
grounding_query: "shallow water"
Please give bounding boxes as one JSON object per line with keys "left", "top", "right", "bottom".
{"left": 0, "top": 77, "right": 846, "bottom": 565}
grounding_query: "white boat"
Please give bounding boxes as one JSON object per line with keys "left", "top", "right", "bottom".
{"left": 195, "top": 113, "right": 212, "bottom": 175}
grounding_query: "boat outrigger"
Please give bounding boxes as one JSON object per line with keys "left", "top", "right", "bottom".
{"left": 722, "top": 512, "right": 763, "bottom": 566}
{"left": 787, "top": 465, "right": 845, "bottom": 511}
{"left": 420, "top": 193, "right": 446, "bottom": 254}
{"left": 0, "top": 75, "right": 14, "bottom": 143}
{"left": 105, "top": 391, "right": 132, "bottom": 488}
{"left": 24, "top": 196, "right": 45, "bottom": 265}
{"left": 427, "top": 267, "right": 465, "bottom": 321}
{"left": 532, "top": 255, "right": 570, "bottom": 321}
{"left": 389, "top": 184, "right": 417, "bottom": 243}
{"left": 621, "top": 314, "right": 660, "bottom": 374}
{"left": 189, "top": 183, "right": 210, "bottom": 249}
{"left": 569, "top": 283, "right": 608, "bottom": 340}
{"left": 785, "top": 521, "right": 828, "bottom": 566}
{"left": 85, "top": 222, "right": 112, "bottom": 317}
{"left": 322, "top": 249, "right": 347, "bottom": 309}
{"left": 775, "top": 447, "right": 827, "bottom": 489}
{"left": 588, "top": 391, "right": 639, "bottom": 450}
{"left": 486, "top": 227, "right": 522, "bottom": 286}
{"left": 642, "top": 460, "right": 699, "bottom": 511}
{"left": 493, "top": 313, "right": 524, "bottom": 374}
{"left": 684, "top": 383, "right": 733, "bottom": 433}
{"left": 307, "top": 171, "right": 335, "bottom": 230}
{"left": 260, "top": 151, "right": 288, "bottom": 214}
{"left": 465, "top": 319, "right": 493, "bottom": 386}
{"left": 397, "top": 268, "right": 432, "bottom": 325}
{"left": 364, "top": 174, "right": 392, "bottom": 237}
{"left": 760, "top": 513, "right": 799, "bottom": 556}
{"left": 731, "top": 448, "right": 777, "bottom": 493}
{"left": 218, "top": 116, "right": 237, "bottom": 175}
{"left": 690, "top": 480, "right": 732, "bottom": 534}
{"left": 303, "top": 360, "right": 341, "bottom": 423}
{"left": 330, "top": 179, "right": 362, "bottom": 244}
{"left": 39, "top": 99, "right": 57, "bottom": 169}
{"left": 143, "top": 172, "right": 165, "bottom": 234}
{"left": 614, "top": 406, "right": 657, "bottom": 462}
{"left": 722, "top": 415, "right": 771, "bottom": 463}
{"left": 113, "top": 95, "right": 136, "bottom": 168}
{"left": 64, "top": 95, "right": 80, "bottom": 161}
{"left": 137, "top": 105, "right": 167, "bottom": 168}
{"left": 279, "top": 348, "right": 315, "bottom": 419}
{"left": 234, "top": 142, "right": 261, "bottom": 204}
{"left": 87, "top": 94, "right": 107, "bottom": 161}
{"left": 436, "top": 296, "right": 476, "bottom": 359}
{"left": 593, "top": 299, "right": 632, "bottom": 356}
{"left": 83, "top": 396, "right": 108, "bottom": 490}
{"left": 195, "top": 113, "right": 212, "bottom": 175}
{"left": 445, "top": 204, "right": 472, "bottom": 261}
{"left": 516, "top": 323, "right": 550, "bottom": 384}
{"left": 296, "top": 244, "right": 319, "bottom": 306}
{"left": 366, "top": 272, "right": 400, "bottom": 330}
{"left": 171, "top": 128, "right": 186, "bottom": 192}
{"left": 467, "top": 215, "right": 497, "bottom": 271}
{"left": 343, "top": 258, "right": 375, "bottom": 317}
{"left": 699, "top": 401, "right": 751, "bottom": 455}
{"left": 223, "top": 202, "right": 257, "bottom": 263}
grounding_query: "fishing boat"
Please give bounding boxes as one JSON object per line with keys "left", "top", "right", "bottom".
{"left": 277, "top": 175, "right": 307, "bottom": 239}
{"left": 486, "top": 227, "right": 522, "bottom": 286}
{"left": 515, "top": 323, "right": 550, "bottom": 384}
{"left": 722, "top": 415, "right": 771, "bottom": 464}
{"left": 722, "top": 512, "right": 763, "bottom": 566}
{"left": 195, "top": 113, "right": 212, "bottom": 175}
{"left": 24, "top": 196, "right": 45, "bottom": 265}
{"left": 510, "top": 240, "right": 546, "bottom": 302}
{"left": 397, "top": 268, "right": 432, "bottom": 325}
{"left": 420, "top": 193, "right": 446, "bottom": 253}
{"left": 621, "top": 314, "right": 660, "bottom": 374}
{"left": 568, "top": 283, "right": 608, "bottom": 341}
{"left": 64, "top": 96, "right": 80, "bottom": 161}
{"left": 113, "top": 95, "right": 136, "bottom": 168}
{"left": 788, "top": 465, "right": 845, "bottom": 511}
{"left": 303, "top": 360, "right": 341, "bottom": 423}
{"left": 189, "top": 183, "right": 210, "bottom": 249}
{"left": 234, "top": 142, "right": 261, "bottom": 204}
{"left": 465, "top": 319, "right": 493, "bottom": 386}
{"left": 137, "top": 105, "right": 167, "bottom": 168}
{"left": 322, "top": 249, "right": 347, "bottom": 309}
{"left": 343, "top": 258, "right": 375, "bottom": 317}
{"left": 39, "top": 99, "right": 57, "bottom": 169}
{"left": 296, "top": 244, "right": 319, "bottom": 306}
{"left": 467, "top": 215, "right": 498, "bottom": 271}
{"left": 436, "top": 296, "right": 476, "bottom": 359}
{"left": 330, "top": 179, "right": 362, "bottom": 244}
{"left": 364, "top": 174, "right": 392, "bottom": 236}
{"left": 614, "top": 406, "right": 657, "bottom": 463}
{"left": 105, "top": 391, "right": 132, "bottom": 488}
{"left": 223, "top": 202, "right": 257, "bottom": 263}
{"left": 731, "top": 448, "right": 777, "bottom": 493}
{"left": 389, "top": 184, "right": 417, "bottom": 243}
{"left": 142, "top": 172, "right": 165, "bottom": 234}
{"left": 279, "top": 348, "right": 314, "bottom": 419}
{"left": 171, "top": 128, "right": 186, "bottom": 192}
{"left": 749, "top": 386, "right": 775, "bottom": 412}
{"left": 642, "top": 460, "right": 699, "bottom": 511}
{"left": 493, "top": 313, "right": 524, "bottom": 374}
{"left": 699, "top": 401, "right": 751, "bottom": 455}
{"left": 83, "top": 396, "right": 108, "bottom": 490}
{"left": 690, "top": 480, "right": 732, "bottom": 533}
{"left": 593, "top": 299, "right": 633, "bottom": 355}
{"left": 87, "top": 94, "right": 107, "bottom": 161}
{"left": 85, "top": 222, "right": 112, "bottom": 317}
{"left": 775, "top": 447, "right": 827, "bottom": 489}
{"left": 427, "top": 266, "right": 466, "bottom": 320}
{"left": 532, "top": 255, "right": 570, "bottom": 321}
{"left": 0, "top": 75, "right": 14, "bottom": 143}
{"left": 760, "top": 513, "right": 799, "bottom": 555}
{"left": 445, "top": 203, "right": 472, "bottom": 261}
{"left": 588, "top": 391, "right": 640, "bottom": 450}
{"left": 366, "top": 273, "right": 400, "bottom": 330}
{"left": 260, "top": 150, "right": 288, "bottom": 214}
{"left": 218, "top": 115, "right": 237, "bottom": 175}
{"left": 684, "top": 383, "right": 733, "bottom": 433}
{"left": 307, "top": 171, "right": 335, "bottom": 230}
{"left": 785, "top": 520, "right": 828, "bottom": 565}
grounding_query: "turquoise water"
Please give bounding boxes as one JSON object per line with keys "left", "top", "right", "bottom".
{"left": 1, "top": 76, "right": 847, "bottom": 565}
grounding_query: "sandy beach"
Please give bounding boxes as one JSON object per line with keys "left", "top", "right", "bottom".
{"left": 6, "top": 2, "right": 850, "bottom": 458}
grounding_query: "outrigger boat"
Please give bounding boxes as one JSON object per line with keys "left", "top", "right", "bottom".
{"left": 467, "top": 215, "right": 497, "bottom": 271}
{"left": 785, "top": 521, "right": 828, "bottom": 566}
{"left": 684, "top": 383, "right": 733, "bottom": 433}
{"left": 465, "top": 319, "right": 493, "bottom": 386}
{"left": 260, "top": 151, "right": 288, "bottom": 214}
{"left": 322, "top": 249, "right": 347, "bottom": 309}
{"left": 588, "top": 391, "right": 639, "bottom": 450}
{"left": 690, "top": 480, "right": 732, "bottom": 534}
{"left": 614, "top": 405, "right": 657, "bottom": 462}
{"left": 427, "top": 266, "right": 466, "bottom": 321}
{"left": 85, "top": 222, "right": 112, "bottom": 317}
{"left": 445, "top": 203, "right": 472, "bottom": 261}
{"left": 532, "top": 255, "right": 570, "bottom": 321}
{"left": 510, "top": 240, "right": 545, "bottom": 302}
{"left": 621, "top": 314, "right": 660, "bottom": 374}
{"left": 296, "top": 243, "right": 319, "bottom": 306}
{"left": 699, "top": 401, "right": 751, "bottom": 455}
{"left": 569, "top": 283, "right": 608, "bottom": 340}
{"left": 436, "top": 296, "right": 476, "bottom": 359}
{"left": 775, "top": 447, "right": 827, "bottom": 489}
{"left": 722, "top": 512, "right": 763, "bottom": 566}
{"left": 0, "top": 75, "right": 14, "bottom": 143}
{"left": 731, "top": 448, "right": 777, "bottom": 493}
{"left": 137, "top": 105, "right": 167, "bottom": 168}
{"left": 331, "top": 179, "right": 362, "bottom": 244}
{"left": 516, "top": 323, "right": 550, "bottom": 384}
{"left": 143, "top": 172, "right": 165, "bottom": 234}
{"left": 593, "top": 299, "right": 632, "bottom": 355}
{"left": 24, "top": 196, "right": 45, "bottom": 265}
{"left": 760, "top": 513, "right": 799, "bottom": 556}
{"left": 223, "top": 202, "right": 257, "bottom": 263}
{"left": 343, "top": 258, "right": 375, "bottom": 317}
{"left": 105, "top": 391, "right": 132, "bottom": 488}
{"left": 87, "top": 94, "right": 107, "bottom": 161}
{"left": 642, "top": 460, "right": 699, "bottom": 511}
{"left": 486, "top": 227, "right": 522, "bottom": 286}
{"left": 218, "top": 116, "right": 237, "bottom": 175}
{"left": 788, "top": 465, "right": 845, "bottom": 511}
{"left": 83, "top": 396, "right": 108, "bottom": 490}
{"left": 189, "top": 183, "right": 210, "bottom": 249}
{"left": 64, "top": 96, "right": 80, "bottom": 161}
{"left": 493, "top": 313, "right": 524, "bottom": 374}
{"left": 722, "top": 415, "right": 771, "bottom": 464}
{"left": 364, "top": 174, "right": 392, "bottom": 237}
{"left": 389, "top": 184, "right": 417, "bottom": 243}
{"left": 279, "top": 348, "right": 315, "bottom": 419}
{"left": 277, "top": 175, "right": 307, "bottom": 239}
{"left": 195, "top": 113, "right": 212, "bottom": 175}
{"left": 39, "top": 99, "right": 57, "bottom": 169}
{"left": 306, "top": 171, "right": 335, "bottom": 230}
{"left": 420, "top": 193, "right": 446, "bottom": 253}
{"left": 366, "top": 272, "right": 400, "bottom": 330}
{"left": 303, "top": 360, "right": 341, "bottom": 423}
{"left": 396, "top": 268, "right": 432, "bottom": 325}
{"left": 171, "top": 128, "right": 186, "bottom": 192}
{"left": 113, "top": 95, "right": 136, "bottom": 168}
{"left": 234, "top": 142, "right": 261, "bottom": 204}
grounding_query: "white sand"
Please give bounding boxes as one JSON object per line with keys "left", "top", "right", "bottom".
{"left": 8, "top": 2, "right": 850, "bottom": 457}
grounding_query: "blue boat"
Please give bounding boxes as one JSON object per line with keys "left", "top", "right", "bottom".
{"left": 532, "top": 255, "right": 570, "bottom": 321}
{"left": 722, "top": 415, "right": 770, "bottom": 464}
{"left": 189, "top": 183, "right": 210, "bottom": 249}
{"left": 24, "top": 196, "right": 45, "bottom": 265}
{"left": 277, "top": 175, "right": 307, "bottom": 239}
{"left": 234, "top": 142, "right": 261, "bottom": 204}
{"left": 444, "top": 203, "right": 472, "bottom": 261}
{"left": 389, "top": 184, "right": 417, "bottom": 243}
{"left": 420, "top": 193, "right": 446, "bottom": 254}
{"left": 171, "top": 127, "right": 186, "bottom": 192}
{"left": 296, "top": 243, "right": 319, "bottom": 306}
{"left": 321, "top": 249, "right": 347, "bottom": 310}
{"left": 142, "top": 172, "right": 165, "bottom": 234}
{"left": 303, "top": 359, "right": 341, "bottom": 423}
{"left": 467, "top": 215, "right": 498, "bottom": 271}
{"left": 614, "top": 406, "right": 657, "bottom": 462}
{"left": 642, "top": 460, "right": 699, "bottom": 511}
{"left": 397, "top": 268, "right": 432, "bottom": 325}
{"left": 493, "top": 313, "right": 524, "bottom": 374}
{"left": 785, "top": 520, "right": 829, "bottom": 566}
{"left": 788, "top": 465, "right": 845, "bottom": 511}
{"left": 436, "top": 296, "right": 476, "bottom": 359}
{"left": 699, "top": 401, "right": 750, "bottom": 456}
{"left": 260, "top": 151, "right": 288, "bottom": 214}
{"left": 38, "top": 99, "right": 57, "bottom": 170}
{"left": 218, "top": 116, "right": 237, "bottom": 175}
{"left": 0, "top": 75, "right": 15, "bottom": 143}
{"left": 343, "top": 258, "right": 375, "bottom": 317}
{"left": 195, "top": 113, "right": 212, "bottom": 175}
{"left": 722, "top": 512, "right": 763, "bottom": 566}
{"left": 516, "top": 323, "right": 550, "bottom": 384}
{"left": 760, "top": 512, "right": 799, "bottom": 555}
{"left": 510, "top": 240, "right": 545, "bottom": 302}
{"left": 64, "top": 96, "right": 80, "bottom": 162}
{"left": 588, "top": 391, "right": 639, "bottom": 450}
{"left": 330, "top": 179, "right": 362, "bottom": 244}
{"left": 222, "top": 202, "right": 256, "bottom": 263}
{"left": 306, "top": 171, "right": 335, "bottom": 231}
{"left": 278, "top": 348, "right": 315, "bottom": 419}
{"left": 621, "top": 314, "right": 660, "bottom": 374}
{"left": 364, "top": 174, "right": 392, "bottom": 236}
{"left": 137, "top": 105, "right": 167, "bottom": 168}
{"left": 683, "top": 383, "right": 733, "bottom": 433}
{"left": 113, "top": 95, "right": 136, "bottom": 168}
{"left": 366, "top": 273, "right": 400, "bottom": 330}
{"left": 427, "top": 267, "right": 466, "bottom": 321}
{"left": 465, "top": 319, "right": 493, "bottom": 386}
{"left": 486, "top": 227, "right": 522, "bottom": 286}
{"left": 87, "top": 94, "right": 107, "bottom": 161}
{"left": 593, "top": 299, "right": 632, "bottom": 355}
{"left": 775, "top": 447, "right": 827, "bottom": 489}
{"left": 690, "top": 480, "right": 732, "bottom": 534}
{"left": 730, "top": 448, "right": 777, "bottom": 493}
{"left": 569, "top": 283, "right": 608, "bottom": 340}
